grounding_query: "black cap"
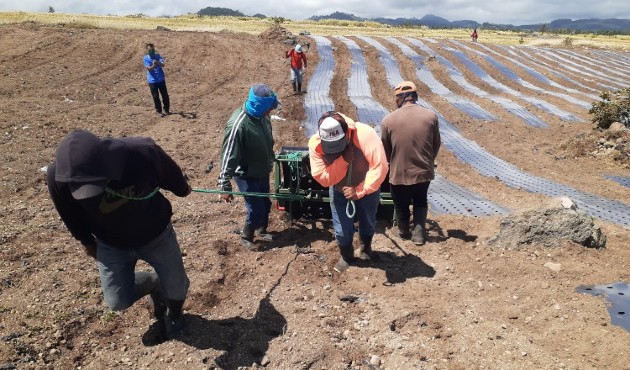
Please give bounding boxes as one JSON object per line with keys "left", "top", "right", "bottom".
{"left": 54, "top": 129, "right": 127, "bottom": 199}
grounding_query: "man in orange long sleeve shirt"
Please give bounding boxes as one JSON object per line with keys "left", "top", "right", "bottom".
{"left": 308, "top": 111, "right": 388, "bottom": 272}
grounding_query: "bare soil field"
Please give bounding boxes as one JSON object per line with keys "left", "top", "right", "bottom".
{"left": 0, "top": 23, "right": 629, "bottom": 370}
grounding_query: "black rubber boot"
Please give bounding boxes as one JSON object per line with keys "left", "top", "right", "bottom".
{"left": 358, "top": 235, "right": 374, "bottom": 260}
{"left": 334, "top": 244, "right": 355, "bottom": 273}
{"left": 395, "top": 212, "right": 411, "bottom": 239}
{"left": 297, "top": 82, "right": 302, "bottom": 94}
{"left": 134, "top": 271, "right": 166, "bottom": 320}
{"left": 163, "top": 299, "right": 185, "bottom": 340}
{"left": 255, "top": 227, "right": 274, "bottom": 242}
{"left": 292, "top": 80, "right": 297, "bottom": 94}
{"left": 240, "top": 223, "right": 256, "bottom": 250}
{"left": 412, "top": 207, "right": 428, "bottom": 245}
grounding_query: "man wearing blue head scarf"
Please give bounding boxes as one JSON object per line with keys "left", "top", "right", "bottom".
{"left": 217, "top": 84, "right": 281, "bottom": 249}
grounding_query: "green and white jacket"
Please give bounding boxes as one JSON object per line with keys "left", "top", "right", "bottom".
{"left": 217, "top": 104, "right": 275, "bottom": 191}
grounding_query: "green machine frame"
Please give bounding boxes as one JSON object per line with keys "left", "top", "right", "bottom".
{"left": 273, "top": 147, "right": 394, "bottom": 222}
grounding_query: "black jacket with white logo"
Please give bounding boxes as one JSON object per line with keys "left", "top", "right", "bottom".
{"left": 47, "top": 137, "right": 189, "bottom": 248}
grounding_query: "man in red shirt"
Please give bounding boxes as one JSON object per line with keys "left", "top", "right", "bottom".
{"left": 285, "top": 44, "right": 308, "bottom": 94}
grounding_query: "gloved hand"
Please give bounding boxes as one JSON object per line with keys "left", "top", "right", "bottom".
{"left": 220, "top": 193, "right": 234, "bottom": 202}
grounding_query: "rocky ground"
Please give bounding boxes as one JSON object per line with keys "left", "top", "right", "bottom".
{"left": 0, "top": 23, "right": 629, "bottom": 369}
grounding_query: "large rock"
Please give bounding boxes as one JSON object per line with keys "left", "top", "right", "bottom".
{"left": 487, "top": 198, "right": 606, "bottom": 249}
{"left": 608, "top": 122, "right": 627, "bottom": 132}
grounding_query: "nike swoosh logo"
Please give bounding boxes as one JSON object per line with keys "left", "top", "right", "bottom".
{"left": 99, "top": 186, "right": 133, "bottom": 214}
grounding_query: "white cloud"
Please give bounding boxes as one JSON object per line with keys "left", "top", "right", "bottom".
{"left": 1, "top": 0, "right": 628, "bottom": 25}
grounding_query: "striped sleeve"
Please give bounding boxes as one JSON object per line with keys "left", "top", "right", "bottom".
{"left": 217, "top": 110, "right": 247, "bottom": 191}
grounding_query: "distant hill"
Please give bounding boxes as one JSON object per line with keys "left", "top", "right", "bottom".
{"left": 308, "top": 11, "right": 629, "bottom": 32}
{"left": 311, "top": 12, "right": 478, "bottom": 28}
{"left": 519, "top": 18, "right": 630, "bottom": 32}
{"left": 197, "top": 7, "right": 245, "bottom": 17}
{"left": 194, "top": 7, "right": 629, "bottom": 33}
{"left": 309, "top": 11, "right": 362, "bottom": 22}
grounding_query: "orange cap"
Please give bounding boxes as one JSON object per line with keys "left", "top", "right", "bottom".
{"left": 394, "top": 81, "right": 417, "bottom": 96}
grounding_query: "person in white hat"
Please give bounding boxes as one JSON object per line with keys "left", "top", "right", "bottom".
{"left": 308, "top": 111, "right": 388, "bottom": 272}
{"left": 285, "top": 43, "right": 308, "bottom": 94}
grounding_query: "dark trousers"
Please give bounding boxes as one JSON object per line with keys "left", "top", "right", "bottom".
{"left": 149, "top": 81, "right": 170, "bottom": 113}
{"left": 234, "top": 176, "right": 271, "bottom": 229}
{"left": 390, "top": 182, "right": 431, "bottom": 222}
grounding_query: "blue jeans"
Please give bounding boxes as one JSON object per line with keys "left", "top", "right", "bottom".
{"left": 96, "top": 223, "right": 189, "bottom": 311}
{"left": 234, "top": 176, "right": 271, "bottom": 229}
{"left": 329, "top": 187, "right": 380, "bottom": 247}
{"left": 290, "top": 67, "right": 304, "bottom": 83}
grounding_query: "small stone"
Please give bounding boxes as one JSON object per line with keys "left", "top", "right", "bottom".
{"left": 609, "top": 122, "right": 626, "bottom": 132}
{"left": 261, "top": 355, "right": 270, "bottom": 366}
{"left": 544, "top": 262, "right": 562, "bottom": 272}
{"left": 558, "top": 197, "right": 577, "bottom": 210}
{"left": 369, "top": 355, "right": 381, "bottom": 366}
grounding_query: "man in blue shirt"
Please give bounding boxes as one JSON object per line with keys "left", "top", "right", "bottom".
{"left": 144, "top": 43, "right": 170, "bottom": 116}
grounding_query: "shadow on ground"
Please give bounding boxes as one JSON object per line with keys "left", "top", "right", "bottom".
{"left": 356, "top": 250, "right": 436, "bottom": 284}
{"left": 143, "top": 254, "right": 298, "bottom": 369}
{"left": 259, "top": 219, "right": 334, "bottom": 252}
{"left": 142, "top": 296, "right": 286, "bottom": 369}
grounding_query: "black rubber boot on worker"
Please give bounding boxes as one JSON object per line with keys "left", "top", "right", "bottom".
{"left": 134, "top": 271, "right": 166, "bottom": 320}
{"left": 255, "top": 227, "right": 274, "bottom": 242}
{"left": 334, "top": 244, "right": 355, "bottom": 273}
{"left": 411, "top": 207, "right": 428, "bottom": 245}
{"left": 357, "top": 236, "right": 375, "bottom": 261}
{"left": 297, "top": 82, "right": 302, "bottom": 95}
{"left": 150, "top": 290, "right": 166, "bottom": 321}
{"left": 163, "top": 299, "right": 185, "bottom": 340}
{"left": 396, "top": 213, "right": 411, "bottom": 239}
{"left": 240, "top": 223, "right": 256, "bottom": 250}
{"left": 292, "top": 80, "right": 298, "bottom": 94}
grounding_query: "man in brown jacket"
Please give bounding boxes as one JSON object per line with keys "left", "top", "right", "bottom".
{"left": 381, "top": 81, "right": 441, "bottom": 245}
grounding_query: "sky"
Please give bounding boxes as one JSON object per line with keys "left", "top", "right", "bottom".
{"left": 1, "top": 0, "right": 629, "bottom": 25}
